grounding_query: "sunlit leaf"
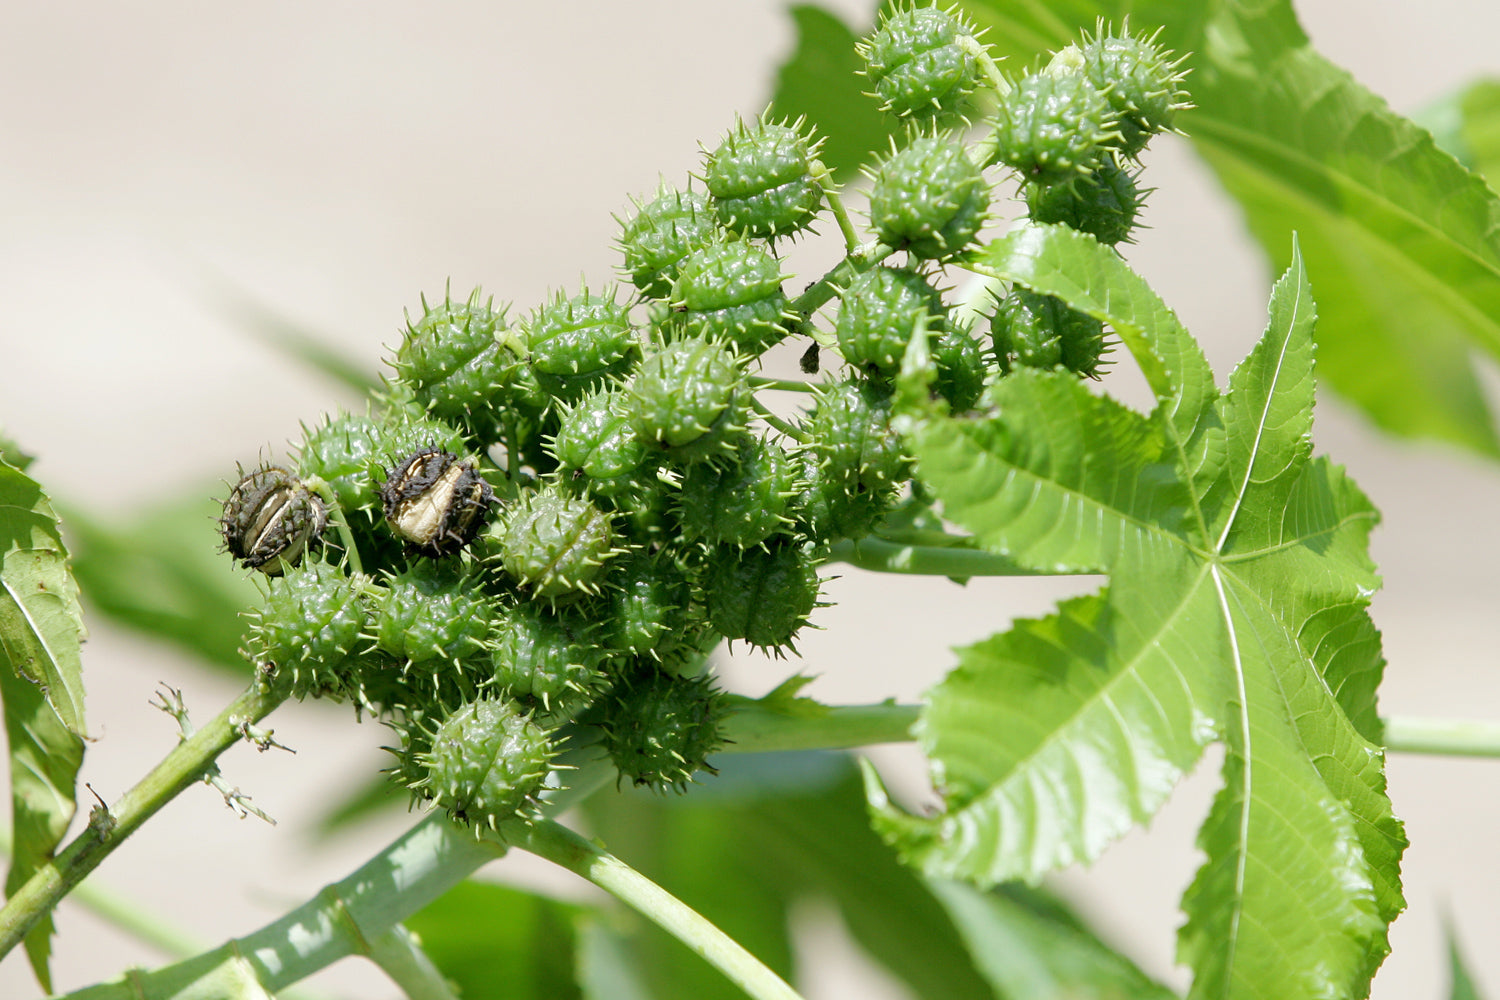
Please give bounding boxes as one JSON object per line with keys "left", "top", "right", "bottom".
{"left": 873, "top": 224, "right": 1405, "bottom": 1000}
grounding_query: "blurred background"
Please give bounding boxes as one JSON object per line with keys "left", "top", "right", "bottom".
{"left": 2, "top": 2, "right": 1498, "bottom": 997}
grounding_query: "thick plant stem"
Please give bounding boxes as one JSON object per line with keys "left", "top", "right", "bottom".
{"left": 0, "top": 680, "right": 286, "bottom": 964}
{"left": 365, "top": 924, "right": 461, "bottom": 1000}
{"left": 517, "top": 819, "right": 807, "bottom": 1000}
{"left": 1382, "top": 716, "right": 1500, "bottom": 758}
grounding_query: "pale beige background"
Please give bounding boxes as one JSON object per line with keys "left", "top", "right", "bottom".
{"left": 2, "top": 2, "right": 1498, "bottom": 998}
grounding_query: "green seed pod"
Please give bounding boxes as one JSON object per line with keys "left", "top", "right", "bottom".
{"left": 677, "top": 435, "right": 798, "bottom": 548}
{"left": 220, "top": 465, "right": 327, "bottom": 576}
{"left": 602, "top": 553, "right": 694, "bottom": 658}
{"left": 296, "top": 412, "right": 382, "bottom": 513}
{"left": 523, "top": 288, "right": 640, "bottom": 404}
{"left": 703, "top": 118, "right": 823, "bottom": 239}
{"left": 550, "top": 386, "right": 649, "bottom": 496}
{"left": 415, "top": 697, "right": 555, "bottom": 830}
{"left": 704, "top": 540, "right": 821, "bottom": 652}
{"left": 930, "top": 321, "right": 988, "bottom": 412}
{"left": 387, "top": 288, "right": 526, "bottom": 434}
{"left": 805, "top": 378, "right": 909, "bottom": 494}
{"left": 993, "top": 68, "right": 1120, "bottom": 184}
{"left": 380, "top": 449, "right": 494, "bottom": 558}
{"left": 618, "top": 185, "right": 724, "bottom": 300}
{"left": 626, "top": 337, "right": 750, "bottom": 465}
{"left": 490, "top": 483, "right": 617, "bottom": 599}
{"left": 991, "top": 287, "right": 1108, "bottom": 378}
{"left": 490, "top": 602, "right": 609, "bottom": 717}
{"left": 374, "top": 563, "right": 495, "bottom": 667}
{"left": 859, "top": 4, "right": 980, "bottom": 121}
{"left": 669, "top": 240, "right": 792, "bottom": 353}
{"left": 600, "top": 670, "right": 729, "bottom": 792}
{"left": 1078, "top": 24, "right": 1191, "bottom": 159}
{"left": 835, "top": 266, "right": 948, "bottom": 374}
{"left": 792, "top": 449, "right": 896, "bottom": 543}
{"left": 868, "top": 137, "right": 989, "bottom": 260}
{"left": 244, "top": 559, "right": 367, "bottom": 699}
{"left": 1025, "top": 161, "right": 1148, "bottom": 246}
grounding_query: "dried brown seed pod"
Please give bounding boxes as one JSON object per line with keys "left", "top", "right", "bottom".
{"left": 380, "top": 448, "right": 493, "bottom": 557}
{"left": 220, "top": 466, "right": 327, "bottom": 575}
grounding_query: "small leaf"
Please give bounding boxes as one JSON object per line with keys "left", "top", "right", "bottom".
{"left": 767, "top": 5, "right": 895, "bottom": 183}
{"left": 1446, "top": 919, "right": 1486, "bottom": 1000}
{"left": 1, "top": 459, "right": 87, "bottom": 990}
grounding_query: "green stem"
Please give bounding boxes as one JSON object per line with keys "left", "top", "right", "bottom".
{"left": 748, "top": 376, "right": 817, "bottom": 394}
{"left": 304, "top": 478, "right": 364, "bottom": 577}
{"left": 810, "top": 158, "right": 861, "bottom": 251}
{"left": 366, "top": 924, "right": 461, "bottom": 1000}
{"left": 829, "top": 534, "right": 1064, "bottom": 577}
{"left": 750, "top": 397, "right": 807, "bottom": 443}
{"left": 517, "top": 819, "right": 806, "bottom": 1000}
{"left": 1381, "top": 716, "right": 1500, "bottom": 758}
{"left": 723, "top": 700, "right": 919, "bottom": 752}
{"left": 788, "top": 242, "right": 895, "bottom": 320}
{"left": 0, "top": 680, "right": 286, "bottom": 964}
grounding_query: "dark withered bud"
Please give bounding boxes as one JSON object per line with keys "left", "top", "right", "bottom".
{"left": 380, "top": 448, "right": 493, "bottom": 557}
{"left": 220, "top": 466, "right": 327, "bottom": 575}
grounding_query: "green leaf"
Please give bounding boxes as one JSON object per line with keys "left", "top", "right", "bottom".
{"left": 405, "top": 880, "right": 585, "bottom": 1000}
{"left": 1182, "top": 2, "right": 1500, "bottom": 455}
{"left": 64, "top": 494, "right": 260, "bottom": 674}
{"left": 1, "top": 459, "right": 88, "bottom": 990}
{"left": 767, "top": 5, "right": 894, "bottom": 183}
{"left": 925, "top": 878, "right": 1178, "bottom": 1000}
{"left": 878, "top": 225, "right": 1405, "bottom": 1000}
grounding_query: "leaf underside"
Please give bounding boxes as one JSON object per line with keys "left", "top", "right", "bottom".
{"left": 873, "top": 222, "right": 1405, "bottom": 1000}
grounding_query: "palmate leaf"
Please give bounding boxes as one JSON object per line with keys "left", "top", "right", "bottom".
{"left": 871, "top": 223, "right": 1405, "bottom": 1000}
{"left": 0, "top": 459, "right": 87, "bottom": 991}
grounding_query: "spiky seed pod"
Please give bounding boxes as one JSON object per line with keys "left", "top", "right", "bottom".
{"left": 805, "top": 378, "right": 910, "bottom": 495}
{"left": 1078, "top": 24, "right": 1191, "bottom": 158}
{"left": 244, "top": 559, "right": 367, "bottom": 699}
{"left": 600, "top": 670, "right": 729, "bottom": 792}
{"left": 703, "top": 118, "right": 823, "bottom": 239}
{"left": 490, "top": 483, "right": 617, "bottom": 599}
{"left": 993, "top": 68, "right": 1120, "bottom": 184}
{"left": 296, "top": 412, "right": 382, "bottom": 512}
{"left": 859, "top": 4, "right": 980, "bottom": 121}
{"left": 415, "top": 698, "right": 555, "bottom": 830}
{"left": 991, "top": 287, "right": 1108, "bottom": 377}
{"left": 677, "top": 435, "right": 798, "bottom": 548}
{"left": 490, "top": 602, "right": 609, "bottom": 718}
{"left": 618, "top": 186, "right": 724, "bottom": 300}
{"left": 550, "top": 386, "right": 649, "bottom": 496}
{"left": 220, "top": 465, "right": 327, "bottom": 575}
{"left": 626, "top": 337, "right": 750, "bottom": 465}
{"left": 1025, "top": 161, "right": 1148, "bottom": 245}
{"left": 704, "top": 540, "right": 821, "bottom": 652}
{"left": 867, "top": 137, "right": 989, "bottom": 260}
{"left": 387, "top": 289, "right": 526, "bottom": 434}
{"left": 930, "top": 321, "right": 988, "bottom": 412}
{"left": 792, "top": 449, "right": 896, "bottom": 544}
{"left": 835, "top": 266, "right": 948, "bottom": 374}
{"left": 668, "top": 241, "right": 792, "bottom": 353}
{"left": 380, "top": 449, "right": 493, "bottom": 558}
{"left": 374, "top": 564, "right": 495, "bottom": 668}
{"left": 602, "top": 553, "right": 694, "bottom": 658}
{"left": 523, "top": 289, "right": 640, "bottom": 405}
